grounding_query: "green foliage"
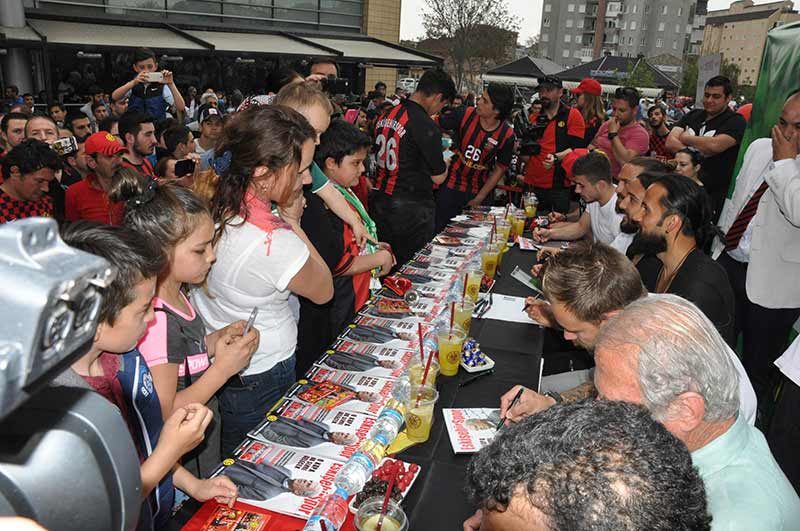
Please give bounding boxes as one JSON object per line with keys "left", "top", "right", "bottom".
{"left": 624, "top": 61, "right": 657, "bottom": 88}
{"left": 681, "top": 56, "right": 698, "bottom": 97}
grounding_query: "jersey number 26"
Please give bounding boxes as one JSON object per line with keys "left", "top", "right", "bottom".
{"left": 376, "top": 134, "right": 398, "bottom": 171}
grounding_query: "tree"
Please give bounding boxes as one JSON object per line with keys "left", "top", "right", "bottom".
{"left": 721, "top": 59, "right": 741, "bottom": 88}
{"left": 625, "top": 60, "right": 657, "bottom": 88}
{"left": 681, "top": 56, "right": 698, "bottom": 97}
{"left": 524, "top": 35, "right": 541, "bottom": 57}
{"left": 422, "top": 0, "right": 520, "bottom": 91}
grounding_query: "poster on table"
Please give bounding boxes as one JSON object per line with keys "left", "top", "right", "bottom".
{"left": 287, "top": 366, "right": 398, "bottom": 416}
{"left": 443, "top": 408, "right": 502, "bottom": 454}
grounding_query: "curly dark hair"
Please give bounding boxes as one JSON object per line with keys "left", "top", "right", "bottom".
{"left": 0, "top": 138, "right": 63, "bottom": 180}
{"left": 210, "top": 104, "right": 316, "bottom": 243}
{"left": 466, "top": 400, "right": 712, "bottom": 531}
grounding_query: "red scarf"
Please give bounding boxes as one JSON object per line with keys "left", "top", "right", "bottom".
{"left": 241, "top": 191, "right": 291, "bottom": 256}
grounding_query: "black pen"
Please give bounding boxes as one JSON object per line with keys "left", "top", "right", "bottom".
{"left": 496, "top": 386, "right": 525, "bottom": 431}
{"left": 459, "top": 369, "right": 494, "bottom": 387}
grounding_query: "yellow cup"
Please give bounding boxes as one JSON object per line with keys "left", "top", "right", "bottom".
{"left": 404, "top": 384, "right": 439, "bottom": 443}
{"left": 437, "top": 325, "right": 466, "bottom": 376}
{"left": 512, "top": 214, "right": 526, "bottom": 237}
{"left": 454, "top": 299, "right": 475, "bottom": 333}
{"left": 524, "top": 193, "right": 539, "bottom": 218}
{"left": 481, "top": 245, "right": 500, "bottom": 279}
{"left": 465, "top": 268, "right": 483, "bottom": 303}
{"left": 407, "top": 358, "right": 440, "bottom": 386}
{"left": 496, "top": 220, "right": 512, "bottom": 244}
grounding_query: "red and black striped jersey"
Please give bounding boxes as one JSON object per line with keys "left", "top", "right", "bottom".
{"left": 440, "top": 106, "right": 515, "bottom": 194}
{"left": 372, "top": 99, "right": 446, "bottom": 199}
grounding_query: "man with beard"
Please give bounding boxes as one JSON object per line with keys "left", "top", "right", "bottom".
{"left": 611, "top": 157, "right": 670, "bottom": 255}
{"left": 666, "top": 76, "right": 746, "bottom": 221}
{"left": 65, "top": 132, "right": 127, "bottom": 224}
{"left": 522, "top": 76, "right": 585, "bottom": 213}
{"left": 647, "top": 104, "right": 671, "bottom": 160}
{"left": 588, "top": 87, "right": 649, "bottom": 178}
{"left": 119, "top": 111, "right": 157, "bottom": 177}
{"left": 632, "top": 173, "right": 735, "bottom": 346}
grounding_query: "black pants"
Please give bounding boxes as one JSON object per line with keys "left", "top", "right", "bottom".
{"left": 717, "top": 252, "right": 800, "bottom": 395}
{"left": 530, "top": 186, "right": 571, "bottom": 214}
{"left": 435, "top": 186, "right": 489, "bottom": 233}
{"left": 768, "top": 375, "right": 800, "bottom": 495}
{"left": 370, "top": 191, "right": 435, "bottom": 267}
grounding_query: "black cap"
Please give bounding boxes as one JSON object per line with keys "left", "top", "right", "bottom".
{"left": 535, "top": 75, "right": 563, "bottom": 90}
{"left": 199, "top": 106, "right": 222, "bottom": 124}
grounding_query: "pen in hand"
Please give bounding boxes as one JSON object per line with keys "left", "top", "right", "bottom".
{"left": 496, "top": 386, "right": 525, "bottom": 431}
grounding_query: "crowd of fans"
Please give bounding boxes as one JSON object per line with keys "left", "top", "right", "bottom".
{"left": 2, "top": 44, "right": 800, "bottom": 531}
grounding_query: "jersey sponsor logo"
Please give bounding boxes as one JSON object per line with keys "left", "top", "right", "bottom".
{"left": 141, "top": 371, "right": 154, "bottom": 397}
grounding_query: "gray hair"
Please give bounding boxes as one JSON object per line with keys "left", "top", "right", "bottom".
{"left": 595, "top": 294, "right": 739, "bottom": 422}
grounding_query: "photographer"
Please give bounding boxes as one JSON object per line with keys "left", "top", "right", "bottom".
{"left": 435, "top": 83, "right": 516, "bottom": 231}
{"left": 522, "top": 76, "right": 586, "bottom": 213}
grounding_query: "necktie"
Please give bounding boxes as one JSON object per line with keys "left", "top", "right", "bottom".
{"left": 724, "top": 180, "right": 769, "bottom": 251}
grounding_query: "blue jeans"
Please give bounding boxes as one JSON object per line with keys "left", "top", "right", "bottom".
{"left": 218, "top": 356, "right": 296, "bottom": 458}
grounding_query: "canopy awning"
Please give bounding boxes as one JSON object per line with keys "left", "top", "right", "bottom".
{"left": 302, "top": 36, "right": 440, "bottom": 66}
{"left": 482, "top": 74, "right": 540, "bottom": 87}
{"left": 562, "top": 80, "right": 664, "bottom": 98}
{"left": 27, "top": 19, "right": 207, "bottom": 51}
{"left": 186, "top": 30, "right": 337, "bottom": 58}
{"left": 0, "top": 24, "right": 40, "bottom": 44}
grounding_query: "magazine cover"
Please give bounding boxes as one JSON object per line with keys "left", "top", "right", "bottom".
{"left": 332, "top": 339, "right": 416, "bottom": 379}
{"left": 359, "top": 297, "right": 440, "bottom": 321}
{"left": 314, "top": 348, "right": 406, "bottom": 379}
{"left": 248, "top": 399, "right": 376, "bottom": 462}
{"left": 212, "top": 440, "right": 345, "bottom": 520}
{"left": 180, "top": 504, "right": 272, "bottom": 531}
{"left": 342, "top": 317, "right": 419, "bottom": 349}
{"left": 399, "top": 266, "right": 457, "bottom": 284}
{"left": 443, "top": 408, "right": 502, "bottom": 454}
{"left": 287, "top": 366, "right": 398, "bottom": 416}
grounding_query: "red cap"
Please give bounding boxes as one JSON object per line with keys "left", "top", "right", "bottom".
{"left": 85, "top": 132, "right": 127, "bottom": 156}
{"left": 570, "top": 78, "right": 602, "bottom": 96}
{"left": 561, "top": 148, "right": 591, "bottom": 181}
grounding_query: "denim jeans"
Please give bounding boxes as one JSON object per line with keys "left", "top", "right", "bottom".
{"left": 217, "top": 356, "right": 296, "bottom": 458}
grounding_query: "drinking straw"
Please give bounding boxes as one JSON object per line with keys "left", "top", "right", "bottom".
{"left": 449, "top": 301, "right": 455, "bottom": 331}
{"left": 377, "top": 462, "right": 399, "bottom": 531}
{"left": 416, "top": 347, "right": 436, "bottom": 407}
{"left": 461, "top": 273, "right": 468, "bottom": 306}
{"left": 417, "top": 322, "right": 425, "bottom": 364}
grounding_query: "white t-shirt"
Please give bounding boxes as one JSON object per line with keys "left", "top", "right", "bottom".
{"left": 586, "top": 192, "right": 624, "bottom": 245}
{"left": 609, "top": 231, "right": 634, "bottom": 255}
{"left": 191, "top": 216, "right": 310, "bottom": 376}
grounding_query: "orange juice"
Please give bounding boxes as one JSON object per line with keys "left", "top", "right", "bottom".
{"left": 454, "top": 299, "right": 475, "bottom": 332}
{"left": 408, "top": 359, "right": 440, "bottom": 386}
{"left": 437, "top": 325, "right": 466, "bottom": 376}
{"left": 481, "top": 246, "right": 499, "bottom": 279}
{"left": 465, "top": 268, "right": 483, "bottom": 303}
{"left": 404, "top": 384, "right": 439, "bottom": 442}
{"left": 512, "top": 214, "right": 526, "bottom": 237}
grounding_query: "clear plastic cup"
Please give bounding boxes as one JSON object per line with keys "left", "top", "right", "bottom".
{"left": 437, "top": 324, "right": 466, "bottom": 376}
{"left": 355, "top": 496, "right": 409, "bottom": 531}
{"left": 453, "top": 299, "right": 475, "bottom": 333}
{"left": 481, "top": 243, "right": 501, "bottom": 279}
{"left": 512, "top": 212, "right": 526, "bottom": 237}
{"left": 403, "top": 384, "right": 439, "bottom": 443}
{"left": 496, "top": 220, "right": 512, "bottom": 243}
{"left": 464, "top": 268, "right": 483, "bottom": 303}
{"left": 407, "top": 358, "right": 440, "bottom": 386}
{"left": 524, "top": 193, "right": 539, "bottom": 218}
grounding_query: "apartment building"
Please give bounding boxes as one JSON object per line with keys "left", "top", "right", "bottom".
{"left": 539, "top": 0, "right": 697, "bottom": 68}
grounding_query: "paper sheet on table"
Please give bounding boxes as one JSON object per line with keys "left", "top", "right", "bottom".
{"left": 478, "top": 294, "right": 544, "bottom": 325}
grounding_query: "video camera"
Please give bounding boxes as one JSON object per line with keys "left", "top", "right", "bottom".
{"left": 320, "top": 74, "right": 351, "bottom": 96}
{"left": 0, "top": 218, "right": 140, "bottom": 530}
{"left": 511, "top": 106, "right": 550, "bottom": 157}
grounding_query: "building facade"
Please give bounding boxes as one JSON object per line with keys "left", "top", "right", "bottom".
{"left": 701, "top": 0, "right": 799, "bottom": 86}
{"left": 539, "top": 0, "right": 698, "bottom": 68}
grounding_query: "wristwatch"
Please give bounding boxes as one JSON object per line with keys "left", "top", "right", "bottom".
{"left": 608, "top": 132, "right": 619, "bottom": 141}
{"left": 544, "top": 391, "right": 563, "bottom": 403}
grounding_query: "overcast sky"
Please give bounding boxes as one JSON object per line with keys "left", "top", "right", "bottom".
{"left": 400, "top": 0, "right": 780, "bottom": 43}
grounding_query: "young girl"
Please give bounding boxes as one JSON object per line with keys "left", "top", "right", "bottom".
{"left": 191, "top": 105, "right": 333, "bottom": 456}
{"left": 110, "top": 167, "right": 260, "bottom": 474}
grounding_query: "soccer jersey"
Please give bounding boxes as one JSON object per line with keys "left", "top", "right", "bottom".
{"left": 440, "top": 106, "right": 515, "bottom": 194}
{"left": 372, "top": 99, "right": 446, "bottom": 199}
{"left": 122, "top": 157, "right": 156, "bottom": 178}
{"left": 0, "top": 188, "right": 53, "bottom": 223}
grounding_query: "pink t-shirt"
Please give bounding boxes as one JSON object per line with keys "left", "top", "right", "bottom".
{"left": 591, "top": 120, "right": 650, "bottom": 177}
{"left": 138, "top": 294, "right": 211, "bottom": 382}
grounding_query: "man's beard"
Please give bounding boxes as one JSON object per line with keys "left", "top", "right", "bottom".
{"left": 541, "top": 97, "right": 556, "bottom": 111}
{"left": 649, "top": 119, "right": 664, "bottom": 129}
{"left": 134, "top": 142, "right": 153, "bottom": 158}
{"left": 620, "top": 216, "right": 639, "bottom": 234}
{"left": 635, "top": 230, "right": 668, "bottom": 255}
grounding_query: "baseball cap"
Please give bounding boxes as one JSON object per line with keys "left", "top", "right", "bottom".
{"left": 84, "top": 131, "right": 128, "bottom": 156}
{"left": 199, "top": 107, "right": 222, "bottom": 124}
{"left": 535, "top": 75, "right": 563, "bottom": 90}
{"left": 570, "top": 78, "right": 602, "bottom": 96}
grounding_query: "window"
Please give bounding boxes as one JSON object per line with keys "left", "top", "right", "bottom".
{"left": 541, "top": 33, "right": 549, "bottom": 42}
{"left": 563, "top": 49, "right": 571, "bottom": 57}
{"left": 658, "top": 22, "right": 665, "bottom": 31}
{"left": 622, "top": 21, "right": 627, "bottom": 29}
{"left": 631, "top": 21, "right": 637, "bottom": 30}
{"left": 576, "top": 34, "right": 583, "bottom": 43}
{"left": 574, "top": 50, "right": 582, "bottom": 57}
{"left": 678, "top": 6, "right": 683, "bottom": 16}
{"left": 578, "top": 19, "right": 584, "bottom": 28}
{"left": 673, "top": 40, "right": 678, "bottom": 49}
{"left": 640, "top": 37, "right": 646, "bottom": 46}
{"left": 656, "top": 38, "right": 663, "bottom": 47}
{"left": 564, "top": 34, "right": 572, "bottom": 42}
{"left": 643, "top": 21, "right": 648, "bottom": 30}
{"left": 628, "top": 36, "right": 633, "bottom": 44}
{"left": 632, "top": 4, "right": 638, "bottom": 13}
{"left": 566, "top": 19, "right": 574, "bottom": 28}
{"left": 675, "top": 24, "right": 681, "bottom": 33}
{"left": 662, "top": 5, "right": 668, "bottom": 14}
{"left": 544, "top": 3, "right": 552, "bottom": 12}
{"left": 543, "top": 17, "right": 550, "bottom": 27}
{"left": 568, "top": 3, "right": 575, "bottom": 12}
{"left": 579, "top": 4, "right": 586, "bottom": 12}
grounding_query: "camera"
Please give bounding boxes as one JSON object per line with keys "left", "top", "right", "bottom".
{"left": 0, "top": 218, "right": 141, "bottom": 530}
{"left": 51, "top": 136, "right": 79, "bottom": 158}
{"left": 512, "top": 106, "right": 550, "bottom": 157}
{"left": 145, "top": 71, "right": 164, "bottom": 83}
{"left": 320, "top": 75, "right": 350, "bottom": 95}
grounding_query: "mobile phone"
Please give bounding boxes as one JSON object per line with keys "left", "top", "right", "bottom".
{"left": 244, "top": 308, "right": 259, "bottom": 335}
{"left": 174, "top": 158, "right": 196, "bottom": 177}
{"left": 145, "top": 72, "right": 164, "bottom": 83}
{"left": 51, "top": 136, "right": 79, "bottom": 157}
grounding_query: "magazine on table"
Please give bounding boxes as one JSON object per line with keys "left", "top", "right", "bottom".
{"left": 212, "top": 440, "right": 345, "bottom": 520}
{"left": 330, "top": 339, "right": 416, "bottom": 379}
{"left": 315, "top": 348, "right": 408, "bottom": 379}
{"left": 287, "top": 365, "right": 398, "bottom": 416}
{"left": 248, "top": 398, "right": 376, "bottom": 462}
{"left": 443, "top": 408, "right": 502, "bottom": 454}
{"left": 343, "top": 316, "right": 421, "bottom": 349}
{"left": 179, "top": 503, "right": 272, "bottom": 531}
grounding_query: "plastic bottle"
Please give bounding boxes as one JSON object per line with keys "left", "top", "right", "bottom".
{"left": 301, "top": 487, "right": 349, "bottom": 531}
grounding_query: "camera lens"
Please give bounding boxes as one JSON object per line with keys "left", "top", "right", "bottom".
{"left": 43, "top": 302, "right": 73, "bottom": 352}
{"left": 73, "top": 288, "right": 100, "bottom": 331}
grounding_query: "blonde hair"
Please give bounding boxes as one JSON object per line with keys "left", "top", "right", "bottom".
{"left": 274, "top": 81, "right": 333, "bottom": 115}
{"left": 580, "top": 92, "right": 606, "bottom": 126}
